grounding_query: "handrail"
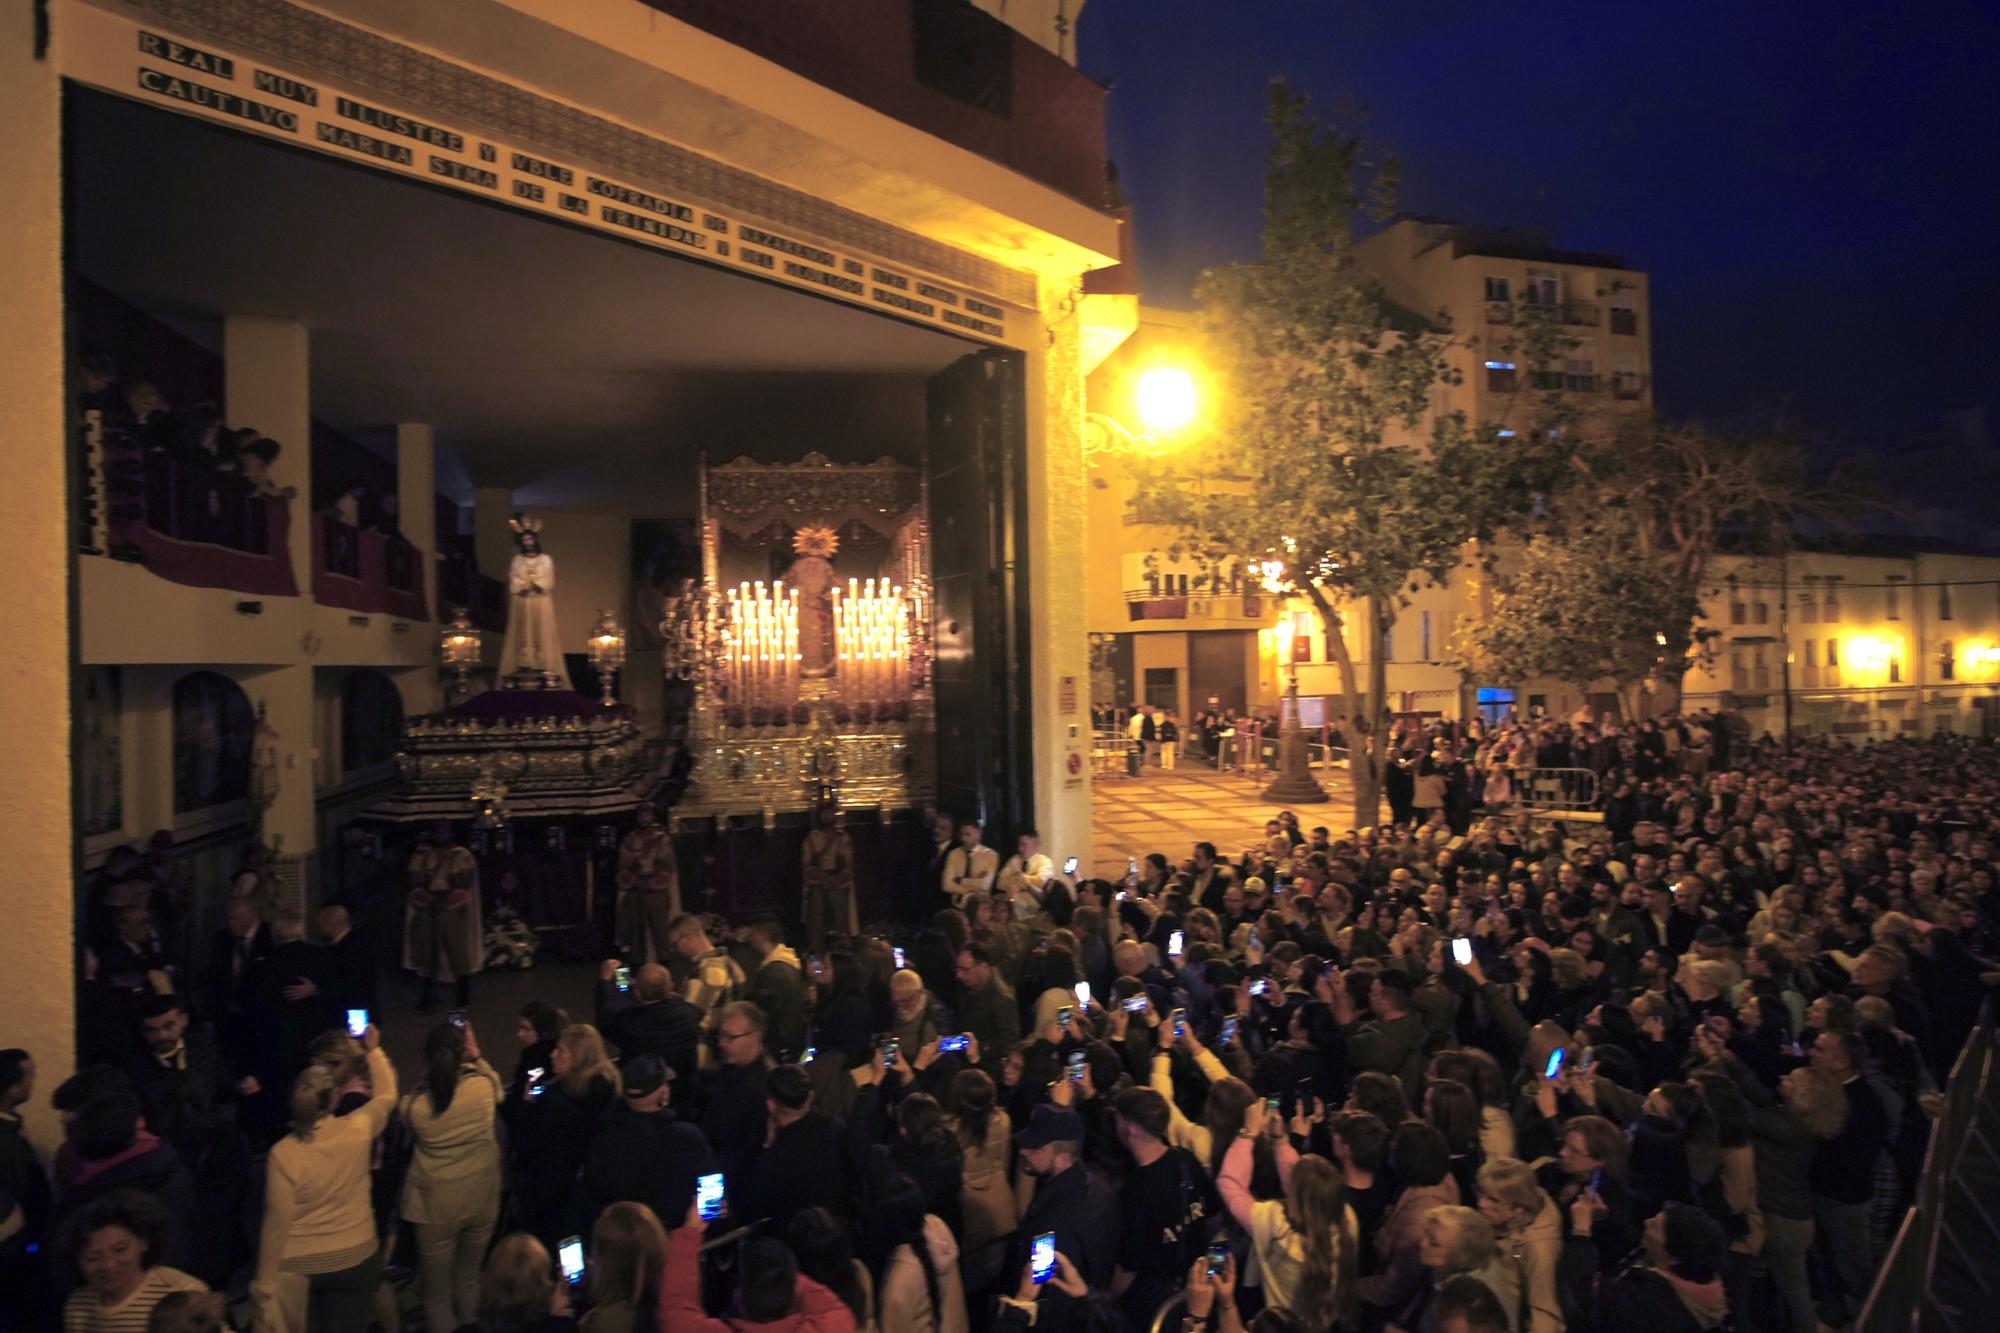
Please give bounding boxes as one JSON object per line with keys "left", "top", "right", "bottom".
{"left": 1856, "top": 989, "right": 2000, "bottom": 1330}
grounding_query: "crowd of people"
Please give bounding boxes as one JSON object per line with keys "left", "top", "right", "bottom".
{"left": 11, "top": 716, "right": 2000, "bottom": 1333}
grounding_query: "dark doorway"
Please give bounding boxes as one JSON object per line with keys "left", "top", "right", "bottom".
{"left": 1143, "top": 667, "right": 1178, "bottom": 713}
{"left": 1188, "top": 630, "right": 1252, "bottom": 715}
{"left": 928, "top": 350, "right": 1032, "bottom": 840}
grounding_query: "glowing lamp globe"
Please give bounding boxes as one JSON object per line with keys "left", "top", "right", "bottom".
{"left": 1135, "top": 367, "right": 1198, "bottom": 434}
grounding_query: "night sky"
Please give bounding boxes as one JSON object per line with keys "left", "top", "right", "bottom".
{"left": 1077, "top": 0, "right": 2000, "bottom": 447}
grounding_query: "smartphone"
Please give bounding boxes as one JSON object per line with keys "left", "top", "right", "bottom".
{"left": 1589, "top": 1166, "right": 1604, "bottom": 1195}
{"left": 939, "top": 1034, "right": 970, "bottom": 1053}
{"left": 879, "top": 1037, "right": 900, "bottom": 1069}
{"left": 345, "top": 1008, "right": 369, "bottom": 1038}
{"left": 1248, "top": 928, "right": 1260, "bottom": 950}
{"left": 1265, "top": 1095, "right": 1283, "bottom": 1118}
{"left": 1031, "top": 1231, "right": 1057, "bottom": 1284}
{"left": 802, "top": 1046, "right": 817, "bottom": 1064}
{"left": 1168, "top": 930, "right": 1185, "bottom": 958}
{"left": 1116, "top": 889, "right": 1130, "bottom": 901}
{"left": 1126, "top": 856, "right": 1139, "bottom": 886}
{"left": 1066, "top": 1050, "right": 1087, "bottom": 1084}
{"left": 1544, "top": 1048, "right": 1567, "bottom": 1081}
{"left": 1123, "top": 995, "right": 1148, "bottom": 1013}
{"left": 558, "top": 1234, "right": 585, "bottom": 1286}
{"left": 1250, "top": 978, "right": 1271, "bottom": 998}
{"left": 1220, "top": 1015, "right": 1239, "bottom": 1044}
{"left": 1170, "top": 1007, "right": 1187, "bottom": 1038}
{"left": 1205, "top": 1239, "right": 1230, "bottom": 1278}
{"left": 1576, "top": 1046, "right": 1597, "bottom": 1073}
{"left": 1074, "top": 981, "right": 1091, "bottom": 1007}
{"left": 446, "top": 1009, "right": 467, "bottom": 1030}
{"left": 1451, "top": 937, "right": 1474, "bottom": 966}
{"left": 613, "top": 966, "right": 632, "bottom": 993}
{"left": 1063, "top": 856, "right": 1079, "bottom": 876}
{"left": 1056, "top": 1005, "right": 1074, "bottom": 1030}
{"left": 696, "top": 1172, "right": 725, "bottom": 1222}
{"left": 893, "top": 946, "right": 907, "bottom": 970}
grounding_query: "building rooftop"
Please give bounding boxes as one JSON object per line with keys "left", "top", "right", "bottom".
{"left": 1386, "top": 216, "right": 1633, "bottom": 271}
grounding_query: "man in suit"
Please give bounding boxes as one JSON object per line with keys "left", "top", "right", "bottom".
{"left": 1189, "top": 842, "right": 1235, "bottom": 913}
{"left": 202, "top": 898, "right": 275, "bottom": 1052}
{"left": 284, "top": 903, "right": 378, "bottom": 1018}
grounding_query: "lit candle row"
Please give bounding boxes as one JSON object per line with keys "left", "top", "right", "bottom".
{"left": 721, "top": 582, "right": 799, "bottom": 709}
{"left": 832, "top": 578, "right": 910, "bottom": 704}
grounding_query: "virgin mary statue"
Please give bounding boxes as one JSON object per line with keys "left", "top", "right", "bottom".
{"left": 500, "top": 513, "right": 572, "bottom": 689}
{"left": 784, "top": 523, "right": 839, "bottom": 676}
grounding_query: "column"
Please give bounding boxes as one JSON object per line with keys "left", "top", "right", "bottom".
{"left": 248, "top": 664, "right": 317, "bottom": 907}
{"left": 1027, "top": 279, "right": 1092, "bottom": 859}
{"left": 0, "top": 10, "right": 74, "bottom": 1150}
{"left": 397, "top": 422, "right": 437, "bottom": 613}
{"left": 224, "top": 317, "right": 311, "bottom": 587}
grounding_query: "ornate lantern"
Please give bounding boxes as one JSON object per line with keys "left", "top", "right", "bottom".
{"left": 439, "top": 606, "right": 481, "bottom": 700}
{"left": 587, "top": 609, "right": 627, "bottom": 707}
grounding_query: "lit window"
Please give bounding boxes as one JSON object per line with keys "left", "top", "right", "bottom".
{"left": 1485, "top": 360, "right": 1517, "bottom": 393}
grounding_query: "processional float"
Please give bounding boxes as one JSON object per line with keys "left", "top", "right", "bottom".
{"left": 661, "top": 452, "right": 937, "bottom": 821}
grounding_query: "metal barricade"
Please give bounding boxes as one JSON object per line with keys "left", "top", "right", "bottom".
{"left": 1518, "top": 767, "right": 1599, "bottom": 813}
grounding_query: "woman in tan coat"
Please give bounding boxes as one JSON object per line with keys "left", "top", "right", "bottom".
{"left": 400, "top": 1021, "right": 505, "bottom": 1333}
{"left": 944, "top": 1068, "right": 1015, "bottom": 1294}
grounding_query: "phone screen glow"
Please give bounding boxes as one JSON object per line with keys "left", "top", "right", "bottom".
{"left": 696, "top": 1173, "right": 725, "bottom": 1221}
{"left": 1544, "top": 1048, "right": 1566, "bottom": 1080}
{"left": 1031, "top": 1232, "right": 1056, "bottom": 1283}
{"left": 558, "top": 1236, "right": 584, "bottom": 1284}
{"left": 345, "top": 1009, "right": 368, "bottom": 1038}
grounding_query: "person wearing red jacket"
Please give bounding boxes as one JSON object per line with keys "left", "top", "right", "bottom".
{"left": 659, "top": 1200, "right": 855, "bottom": 1333}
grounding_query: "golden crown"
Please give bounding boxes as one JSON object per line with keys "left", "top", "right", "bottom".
{"left": 792, "top": 524, "right": 839, "bottom": 557}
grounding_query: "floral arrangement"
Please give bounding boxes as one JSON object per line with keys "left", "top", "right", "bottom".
{"left": 484, "top": 906, "right": 537, "bottom": 970}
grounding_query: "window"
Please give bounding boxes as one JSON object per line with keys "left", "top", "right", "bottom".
{"left": 1803, "top": 639, "right": 1818, "bottom": 685}
{"left": 1609, "top": 305, "right": 1638, "bottom": 335}
{"left": 1525, "top": 272, "right": 1559, "bottom": 306}
{"left": 172, "top": 671, "right": 255, "bottom": 814}
{"left": 913, "top": 0, "right": 1014, "bottom": 117}
{"left": 1421, "top": 610, "right": 1433, "bottom": 661}
{"left": 1890, "top": 656, "right": 1902, "bottom": 684}
{"left": 1730, "top": 600, "right": 1746, "bottom": 626}
{"left": 1484, "top": 360, "right": 1518, "bottom": 392}
{"left": 1529, "top": 370, "right": 1563, "bottom": 391}
{"left": 1753, "top": 601, "right": 1770, "bottom": 625}
{"left": 341, "top": 670, "right": 405, "bottom": 772}
{"left": 1799, "top": 578, "right": 1818, "bottom": 624}
{"left": 1826, "top": 638, "right": 1839, "bottom": 666}
{"left": 1611, "top": 370, "right": 1646, "bottom": 398}
{"left": 1730, "top": 650, "right": 1749, "bottom": 692}
{"left": 1380, "top": 624, "right": 1394, "bottom": 661}
{"left": 1886, "top": 576, "right": 1903, "bottom": 620}
{"left": 1941, "top": 640, "right": 1956, "bottom": 681}
{"left": 1562, "top": 358, "right": 1597, "bottom": 392}
{"left": 1823, "top": 576, "right": 1843, "bottom": 622}
{"left": 80, "top": 665, "right": 124, "bottom": 839}
{"left": 1485, "top": 276, "right": 1511, "bottom": 303}
{"left": 1939, "top": 583, "right": 1954, "bottom": 620}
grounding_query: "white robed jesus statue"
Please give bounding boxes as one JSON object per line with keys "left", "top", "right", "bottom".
{"left": 499, "top": 513, "right": 572, "bottom": 689}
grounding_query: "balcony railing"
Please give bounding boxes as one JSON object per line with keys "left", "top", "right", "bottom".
{"left": 313, "top": 515, "right": 429, "bottom": 621}
{"left": 1611, "top": 372, "right": 1648, "bottom": 399}
{"left": 84, "top": 414, "right": 299, "bottom": 597}
{"left": 1558, "top": 299, "right": 1600, "bottom": 326}
{"left": 1484, "top": 301, "right": 1513, "bottom": 325}
{"left": 1123, "top": 589, "right": 1265, "bottom": 622}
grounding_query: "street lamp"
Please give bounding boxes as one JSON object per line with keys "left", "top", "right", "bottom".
{"left": 439, "top": 606, "right": 480, "bottom": 701}
{"left": 1136, "top": 367, "right": 1198, "bottom": 434}
{"left": 587, "top": 609, "right": 627, "bottom": 707}
{"left": 1262, "top": 603, "right": 1328, "bottom": 805}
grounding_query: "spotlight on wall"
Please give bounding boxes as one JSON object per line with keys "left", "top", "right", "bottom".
{"left": 235, "top": 601, "right": 263, "bottom": 616}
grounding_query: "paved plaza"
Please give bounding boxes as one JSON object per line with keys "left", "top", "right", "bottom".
{"left": 1087, "top": 754, "right": 1358, "bottom": 879}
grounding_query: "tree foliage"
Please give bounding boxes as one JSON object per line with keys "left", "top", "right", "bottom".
{"left": 1123, "top": 81, "right": 1562, "bottom": 818}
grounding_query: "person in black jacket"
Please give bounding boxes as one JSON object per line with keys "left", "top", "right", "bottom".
{"left": 743, "top": 916, "right": 808, "bottom": 1063}
{"left": 48, "top": 1088, "right": 199, "bottom": 1274}
{"left": 1559, "top": 1201, "right": 1729, "bottom": 1333}
{"left": 595, "top": 960, "right": 701, "bottom": 1092}
{"left": 565, "top": 1055, "right": 715, "bottom": 1241}
{"left": 697, "top": 1001, "right": 773, "bottom": 1187}
{"left": 738, "top": 1064, "right": 851, "bottom": 1228}
{"left": 513, "top": 1024, "right": 620, "bottom": 1253}
{"left": 1806, "top": 1028, "right": 1888, "bottom": 1326}
{"left": 1006, "top": 1105, "right": 1119, "bottom": 1333}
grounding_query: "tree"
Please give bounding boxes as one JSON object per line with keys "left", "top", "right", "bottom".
{"left": 1449, "top": 527, "right": 1709, "bottom": 721}
{"left": 1123, "top": 81, "right": 1561, "bottom": 820}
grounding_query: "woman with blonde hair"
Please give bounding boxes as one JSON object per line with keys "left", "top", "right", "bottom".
{"left": 1217, "top": 1101, "right": 1358, "bottom": 1331}
{"left": 1475, "top": 1156, "right": 1564, "bottom": 1333}
{"left": 582, "top": 1203, "right": 666, "bottom": 1333}
{"left": 463, "top": 1233, "right": 570, "bottom": 1332}
{"left": 516, "top": 1024, "right": 621, "bottom": 1250}
{"left": 250, "top": 1021, "right": 397, "bottom": 1333}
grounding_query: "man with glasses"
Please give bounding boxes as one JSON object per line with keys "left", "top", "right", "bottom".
{"left": 698, "top": 1000, "right": 772, "bottom": 1187}
{"left": 954, "top": 944, "right": 1019, "bottom": 1076}
{"left": 669, "top": 914, "right": 744, "bottom": 1069}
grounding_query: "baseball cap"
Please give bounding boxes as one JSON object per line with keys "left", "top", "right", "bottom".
{"left": 621, "top": 1055, "right": 673, "bottom": 1098}
{"left": 1013, "top": 1104, "right": 1085, "bottom": 1149}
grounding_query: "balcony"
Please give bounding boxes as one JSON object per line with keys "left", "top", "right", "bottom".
{"left": 85, "top": 415, "right": 299, "bottom": 597}
{"left": 1124, "top": 588, "right": 1266, "bottom": 622}
{"left": 1612, "top": 372, "right": 1648, "bottom": 400}
{"left": 1484, "top": 301, "right": 1513, "bottom": 325}
{"left": 636, "top": 0, "right": 1109, "bottom": 205}
{"left": 313, "top": 516, "right": 429, "bottom": 622}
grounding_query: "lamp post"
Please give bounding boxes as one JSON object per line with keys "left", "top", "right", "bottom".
{"left": 439, "top": 606, "right": 480, "bottom": 702}
{"left": 587, "top": 609, "right": 627, "bottom": 708}
{"left": 1262, "top": 606, "right": 1329, "bottom": 804}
